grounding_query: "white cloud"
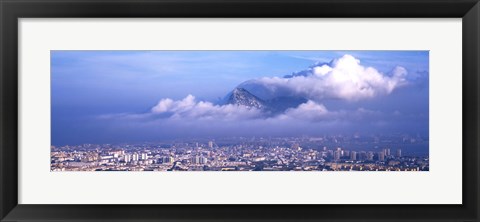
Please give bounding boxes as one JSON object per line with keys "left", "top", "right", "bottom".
{"left": 147, "top": 97, "right": 381, "bottom": 123}
{"left": 241, "top": 54, "right": 408, "bottom": 101}
{"left": 279, "top": 100, "right": 330, "bottom": 121}
{"left": 151, "top": 95, "right": 263, "bottom": 120}
{"left": 275, "top": 100, "right": 383, "bottom": 122}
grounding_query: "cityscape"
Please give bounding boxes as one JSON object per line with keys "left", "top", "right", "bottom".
{"left": 51, "top": 51, "right": 429, "bottom": 172}
{"left": 51, "top": 135, "right": 429, "bottom": 171}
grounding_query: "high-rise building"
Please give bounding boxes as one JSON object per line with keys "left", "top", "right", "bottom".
{"left": 191, "top": 156, "right": 198, "bottom": 164}
{"left": 123, "top": 154, "right": 131, "bottom": 163}
{"left": 162, "top": 156, "right": 174, "bottom": 164}
{"left": 396, "top": 149, "right": 402, "bottom": 157}
{"left": 208, "top": 141, "right": 214, "bottom": 148}
{"left": 191, "top": 156, "right": 208, "bottom": 164}
{"left": 141, "top": 153, "right": 148, "bottom": 160}
{"left": 334, "top": 150, "right": 341, "bottom": 161}
{"left": 200, "top": 156, "right": 208, "bottom": 164}
{"left": 350, "top": 151, "right": 357, "bottom": 161}
{"left": 378, "top": 152, "right": 385, "bottom": 161}
{"left": 132, "top": 153, "right": 139, "bottom": 162}
{"left": 384, "top": 148, "right": 391, "bottom": 156}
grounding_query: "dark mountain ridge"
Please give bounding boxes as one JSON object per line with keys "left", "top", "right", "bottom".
{"left": 224, "top": 87, "right": 307, "bottom": 115}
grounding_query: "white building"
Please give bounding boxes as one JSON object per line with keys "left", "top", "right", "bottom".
{"left": 132, "top": 153, "right": 139, "bottom": 162}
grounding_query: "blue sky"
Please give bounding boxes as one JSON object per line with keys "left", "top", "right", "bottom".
{"left": 51, "top": 51, "right": 429, "bottom": 146}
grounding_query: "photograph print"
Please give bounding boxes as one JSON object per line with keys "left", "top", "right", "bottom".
{"left": 50, "top": 50, "right": 429, "bottom": 171}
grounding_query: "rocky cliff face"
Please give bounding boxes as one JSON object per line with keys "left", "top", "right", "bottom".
{"left": 225, "top": 87, "right": 307, "bottom": 115}
{"left": 226, "top": 88, "right": 267, "bottom": 110}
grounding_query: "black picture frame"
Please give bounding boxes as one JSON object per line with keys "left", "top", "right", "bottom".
{"left": 1, "top": 0, "right": 479, "bottom": 221}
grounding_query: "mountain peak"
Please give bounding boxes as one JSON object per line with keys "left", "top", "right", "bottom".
{"left": 232, "top": 87, "right": 249, "bottom": 94}
{"left": 227, "top": 88, "right": 267, "bottom": 109}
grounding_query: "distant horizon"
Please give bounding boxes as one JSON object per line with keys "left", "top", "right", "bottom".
{"left": 51, "top": 50, "right": 429, "bottom": 146}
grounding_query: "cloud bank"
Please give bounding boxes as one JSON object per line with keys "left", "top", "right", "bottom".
{"left": 131, "top": 54, "right": 409, "bottom": 122}
{"left": 240, "top": 54, "right": 408, "bottom": 101}
{"left": 150, "top": 95, "right": 263, "bottom": 120}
